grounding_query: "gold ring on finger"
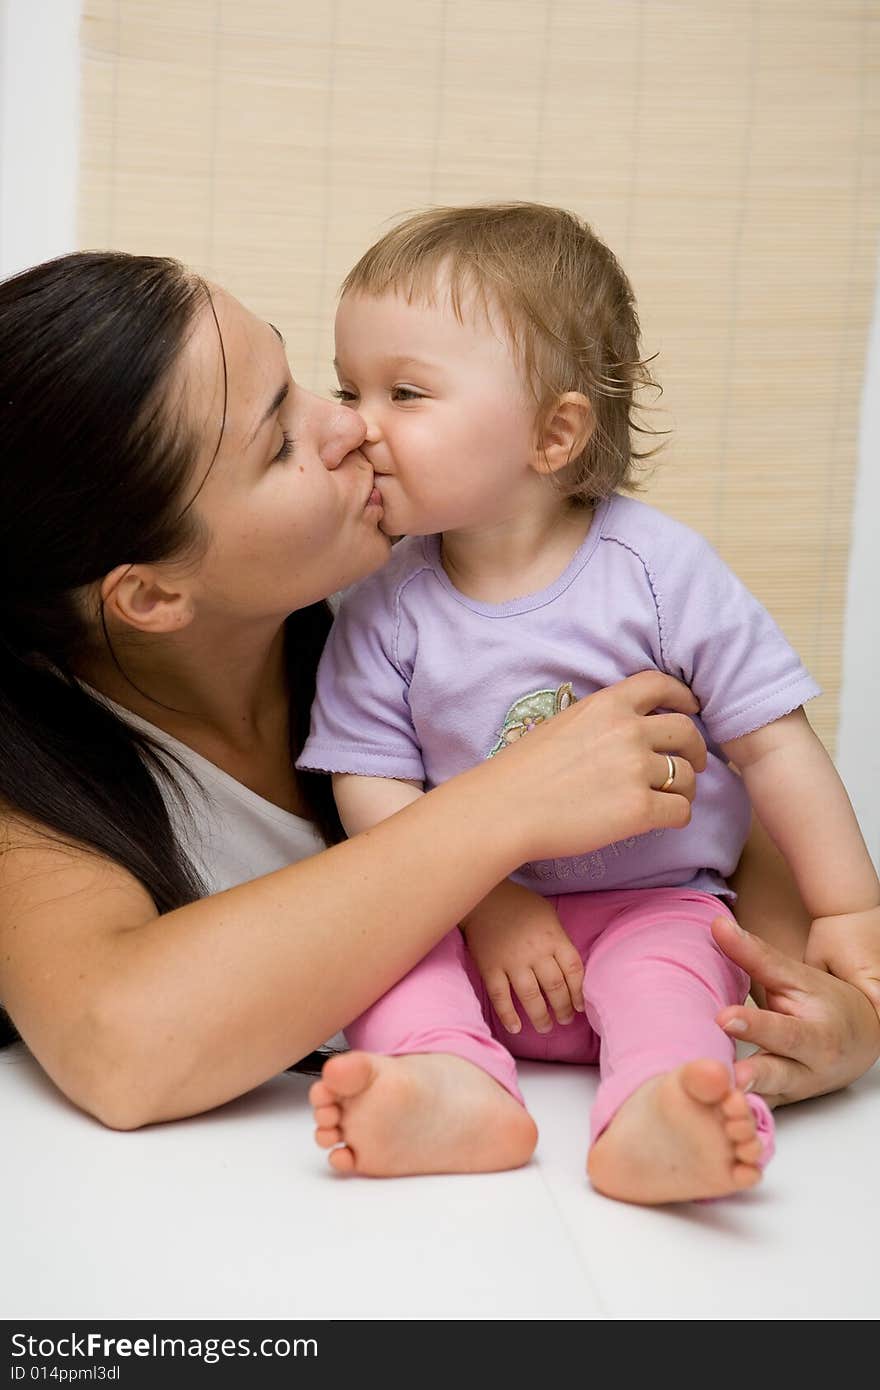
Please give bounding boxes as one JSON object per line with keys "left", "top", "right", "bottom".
{"left": 659, "top": 754, "right": 676, "bottom": 792}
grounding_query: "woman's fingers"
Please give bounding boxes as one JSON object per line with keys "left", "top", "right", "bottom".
{"left": 619, "top": 670, "right": 700, "bottom": 717}
{"left": 732, "top": 1051, "right": 810, "bottom": 1108}
{"left": 645, "top": 712, "right": 707, "bottom": 772}
{"left": 650, "top": 752, "right": 696, "bottom": 799}
{"left": 646, "top": 788, "right": 696, "bottom": 830}
{"left": 496, "top": 670, "right": 708, "bottom": 859}
{"left": 721, "top": 1003, "right": 815, "bottom": 1106}
{"left": 644, "top": 739, "right": 700, "bottom": 829}
{"left": 717, "top": 1001, "right": 810, "bottom": 1059}
{"left": 714, "top": 913, "right": 880, "bottom": 1104}
{"left": 711, "top": 914, "right": 809, "bottom": 994}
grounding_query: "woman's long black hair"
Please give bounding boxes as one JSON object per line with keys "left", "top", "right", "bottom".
{"left": 0, "top": 251, "right": 342, "bottom": 1064}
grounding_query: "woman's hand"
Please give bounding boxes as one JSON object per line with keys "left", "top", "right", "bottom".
{"left": 712, "top": 916, "right": 880, "bottom": 1107}
{"left": 491, "top": 670, "right": 706, "bottom": 865}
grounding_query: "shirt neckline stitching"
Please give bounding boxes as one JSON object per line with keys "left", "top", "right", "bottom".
{"left": 420, "top": 495, "right": 613, "bottom": 616}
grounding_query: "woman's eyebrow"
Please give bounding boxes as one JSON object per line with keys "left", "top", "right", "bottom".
{"left": 248, "top": 381, "right": 289, "bottom": 445}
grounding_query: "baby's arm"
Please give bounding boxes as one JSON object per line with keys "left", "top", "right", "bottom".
{"left": 332, "top": 773, "right": 585, "bottom": 1034}
{"left": 333, "top": 773, "right": 424, "bottom": 836}
{"left": 722, "top": 709, "right": 880, "bottom": 1013}
{"left": 460, "top": 879, "right": 586, "bottom": 1035}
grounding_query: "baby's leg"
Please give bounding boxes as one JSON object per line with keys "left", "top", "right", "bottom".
{"left": 566, "top": 891, "right": 774, "bottom": 1204}
{"left": 309, "top": 929, "right": 537, "bottom": 1176}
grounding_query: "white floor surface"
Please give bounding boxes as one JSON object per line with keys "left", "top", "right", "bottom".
{"left": 2, "top": 1045, "right": 878, "bottom": 1321}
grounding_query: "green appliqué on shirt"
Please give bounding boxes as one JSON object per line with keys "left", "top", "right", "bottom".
{"left": 487, "top": 682, "right": 577, "bottom": 758}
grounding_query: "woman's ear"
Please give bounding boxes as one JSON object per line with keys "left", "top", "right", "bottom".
{"left": 532, "top": 392, "right": 594, "bottom": 475}
{"left": 100, "top": 563, "right": 195, "bottom": 634}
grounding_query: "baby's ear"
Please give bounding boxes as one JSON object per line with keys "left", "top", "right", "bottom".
{"left": 533, "top": 392, "right": 594, "bottom": 475}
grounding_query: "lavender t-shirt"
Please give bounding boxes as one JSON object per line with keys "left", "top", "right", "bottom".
{"left": 298, "top": 494, "right": 820, "bottom": 898}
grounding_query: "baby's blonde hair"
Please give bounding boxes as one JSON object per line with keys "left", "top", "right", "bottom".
{"left": 340, "top": 202, "right": 663, "bottom": 504}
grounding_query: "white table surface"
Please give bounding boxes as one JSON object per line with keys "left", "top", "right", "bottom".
{"left": 2, "top": 1044, "right": 878, "bottom": 1321}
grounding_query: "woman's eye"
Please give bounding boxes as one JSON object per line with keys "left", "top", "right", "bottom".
{"left": 274, "top": 429, "right": 295, "bottom": 462}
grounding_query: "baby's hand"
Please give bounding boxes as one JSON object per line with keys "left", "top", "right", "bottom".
{"left": 805, "top": 907, "right": 880, "bottom": 1016}
{"left": 461, "top": 879, "right": 585, "bottom": 1035}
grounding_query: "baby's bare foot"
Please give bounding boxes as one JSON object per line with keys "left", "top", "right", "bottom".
{"left": 308, "top": 1051, "right": 538, "bottom": 1177}
{"left": 587, "top": 1059, "right": 764, "bottom": 1205}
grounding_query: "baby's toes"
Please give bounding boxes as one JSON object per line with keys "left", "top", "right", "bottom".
{"left": 308, "top": 1080, "right": 337, "bottom": 1109}
{"left": 329, "top": 1145, "right": 356, "bottom": 1173}
{"left": 313, "top": 1103, "right": 341, "bottom": 1128}
{"left": 732, "top": 1162, "right": 761, "bottom": 1190}
{"left": 315, "top": 1124, "right": 343, "bottom": 1149}
{"left": 721, "top": 1090, "right": 751, "bottom": 1121}
{"left": 725, "top": 1116, "right": 756, "bottom": 1144}
{"left": 734, "top": 1137, "right": 763, "bottom": 1166}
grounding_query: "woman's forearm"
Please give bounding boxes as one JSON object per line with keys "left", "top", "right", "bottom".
{"left": 88, "top": 761, "right": 535, "bottom": 1126}
{"left": 5, "top": 669, "right": 705, "bottom": 1128}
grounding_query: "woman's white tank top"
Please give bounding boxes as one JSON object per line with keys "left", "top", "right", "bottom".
{"left": 100, "top": 700, "right": 347, "bottom": 1051}
{"left": 14, "top": 688, "right": 344, "bottom": 1060}
{"left": 94, "top": 693, "right": 326, "bottom": 890}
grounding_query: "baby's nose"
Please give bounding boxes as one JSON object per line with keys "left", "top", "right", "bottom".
{"left": 359, "top": 407, "right": 382, "bottom": 444}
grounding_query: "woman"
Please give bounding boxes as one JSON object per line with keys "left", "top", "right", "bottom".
{"left": 0, "top": 253, "right": 876, "bottom": 1156}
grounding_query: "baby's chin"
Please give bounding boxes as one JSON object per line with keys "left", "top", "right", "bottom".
{"left": 378, "top": 501, "right": 458, "bottom": 539}
{"left": 379, "top": 516, "right": 433, "bottom": 540}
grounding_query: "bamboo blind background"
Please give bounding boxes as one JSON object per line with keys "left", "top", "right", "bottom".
{"left": 79, "top": 0, "right": 880, "bottom": 749}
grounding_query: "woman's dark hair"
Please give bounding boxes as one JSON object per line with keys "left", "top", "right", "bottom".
{"left": 0, "top": 251, "right": 342, "bottom": 1067}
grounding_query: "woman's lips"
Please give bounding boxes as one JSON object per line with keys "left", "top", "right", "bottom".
{"left": 365, "top": 474, "right": 384, "bottom": 508}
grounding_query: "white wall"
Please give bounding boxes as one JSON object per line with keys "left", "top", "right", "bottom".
{"left": 0, "top": 0, "right": 80, "bottom": 276}
{"left": 0, "top": 0, "right": 876, "bottom": 866}
{"left": 837, "top": 266, "right": 880, "bottom": 868}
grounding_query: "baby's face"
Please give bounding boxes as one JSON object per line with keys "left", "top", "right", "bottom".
{"left": 333, "top": 283, "right": 540, "bottom": 537}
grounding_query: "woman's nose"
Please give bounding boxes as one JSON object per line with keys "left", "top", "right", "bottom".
{"left": 319, "top": 399, "right": 367, "bottom": 470}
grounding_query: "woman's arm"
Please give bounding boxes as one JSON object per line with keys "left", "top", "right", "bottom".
{"left": 0, "top": 670, "right": 703, "bottom": 1130}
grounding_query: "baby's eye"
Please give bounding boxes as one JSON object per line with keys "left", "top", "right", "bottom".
{"left": 392, "top": 387, "right": 424, "bottom": 402}
{"left": 330, "top": 387, "right": 357, "bottom": 403}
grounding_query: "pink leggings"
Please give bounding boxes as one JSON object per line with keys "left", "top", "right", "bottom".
{"left": 347, "top": 888, "right": 774, "bottom": 1163}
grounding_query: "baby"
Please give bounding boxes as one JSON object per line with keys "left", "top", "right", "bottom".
{"left": 298, "top": 202, "right": 880, "bottom": 1204}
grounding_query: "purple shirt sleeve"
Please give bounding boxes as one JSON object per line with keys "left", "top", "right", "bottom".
{"left": 297, "top": 573, "right": 426, "bottom": 781}
{"left": 650, "top": 525, "right": 821, "bottom": 744}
